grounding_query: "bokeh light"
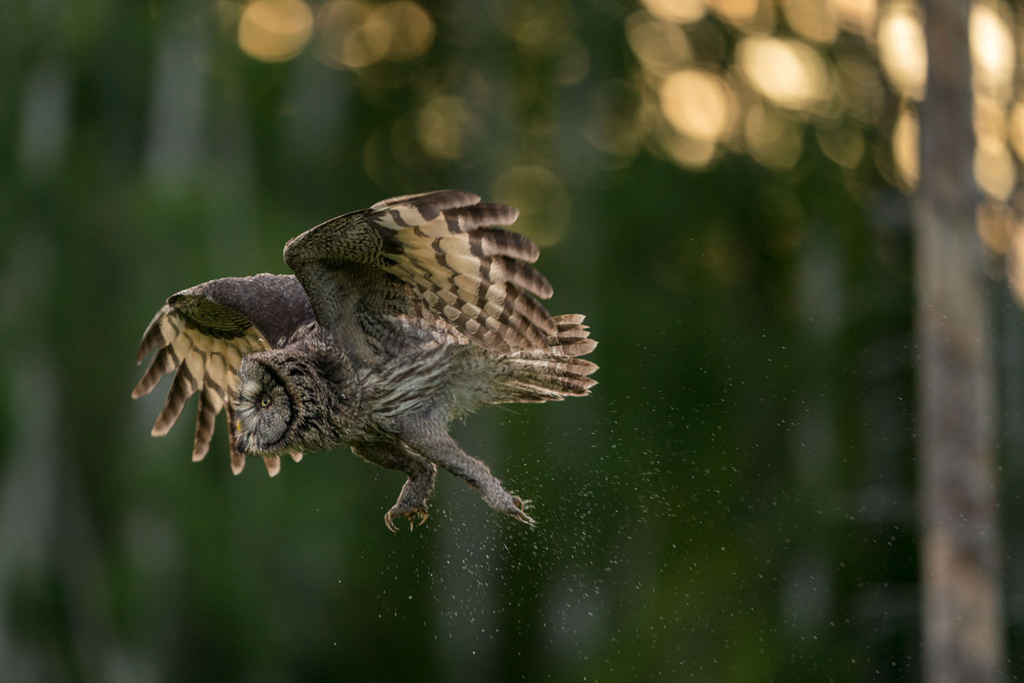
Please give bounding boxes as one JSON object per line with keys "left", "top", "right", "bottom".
{"left": 706, "top": 0, "right": 767, "bottom": 29}
{"left": 655, "top": 127, "right": 718, "bottom": 168}
{"left": 892, "top": 104, "right": 920, "bottom": 189}
{"left": 553, "top": 37, "right": 591, "bottom": 85}
{"left": 388, "top": 115, "right": 429, "bottom": 171}
{"left": 737, "top": 36, "right": 830, "bottom": 112}
{"left": 975, "top": 145, "right": 1016, "bottom": 201}
{"left": 977, "top": 200, "right": 1014, "bottom": 254}
{"left": 317, "top": 1, "right": 390, "bottom": 69}
{"left": 816, "top": 126, "right": 865, "bottom": 168}
{"left": 415, "top": 95, "right": 478, "bottom": 161}
{"left": 745, "top": 103, "right": 803, "bottom": 170}
{"left": 659, "top": 69, "right": 737, "bottom": 142}
{"left": 1008, "top": 100, "right": 1024, "bottom": 162}
{"left": 781, "top": 0, "right": 839, "bottom": 45}
{"left": 237, "top": 0, "right": 314, "bottom": 63}
{"left": 835, "top": 56, "right": 885, "bottom": 125}
{"left": 641, "top": 0, "right": 707, "bottom": 24}
{"left": 492, "top": 166, "right": 571, "bottom": 247}
{"left": 877, "top": 1, "right": 927, "bottom": 101}
{"left": 829, "top": 0, "right": 877, "bottom": 36}
{"left": 317, "top": 0, "right": 434, "bottom": 70}
{"left": 975, "top": 95, "right": 1007, "bottom": 153}
{"left": 375, "top": 1, "right": 435, "bottom": 61}
{"left": 970, "top": 3, "right": 1014, "bottom": 102}
{"left": 626, "top": 12, "right": 693, "bottom": 76}
{"left": 494, "top": 0, "right": 573, "bottom": 56}
{"left": 628, "top": 0, "right": 1020, "bottom": 200}
{"left": 967, "top": 4, "right": 1016, "bottom": 203}
{"left": 1009, "top": 222, "right": 1024, "bottom": 306}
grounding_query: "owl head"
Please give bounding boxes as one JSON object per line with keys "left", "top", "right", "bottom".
{"left": 234, "top": 353, "right": 300, "bottom": 455}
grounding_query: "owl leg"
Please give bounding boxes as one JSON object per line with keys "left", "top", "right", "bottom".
{"left": 397, "top": 422, "right": 536, "bottom": 526}
{"left": 352, "top": 441, "right": 436, "bottom": 532}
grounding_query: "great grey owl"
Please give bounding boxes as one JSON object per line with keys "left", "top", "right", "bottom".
{"left": 132, "top": 191, "right": 597, "bottom": 530}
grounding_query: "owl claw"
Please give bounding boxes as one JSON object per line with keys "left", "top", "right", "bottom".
{"left": 510, "top": 496, "right": 537, "bottom": 527}
{"left": 384, "top": 506, "right": 429, "bottom": 533}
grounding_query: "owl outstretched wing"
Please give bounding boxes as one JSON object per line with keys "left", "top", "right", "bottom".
{"left": 132, "top": 274, "right": 314, "bottom": 476}
{"left": 283, "top": 190, "right": 557, "bottom": 354}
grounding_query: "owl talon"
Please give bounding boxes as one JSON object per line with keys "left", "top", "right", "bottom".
{"left": 384, "top": 506, "right": 429, "bottom": 533}
{"left": 510, "top": 496, "right": 537, "bottom": 526}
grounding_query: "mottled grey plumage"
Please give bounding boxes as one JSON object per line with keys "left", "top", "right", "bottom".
{"left": 133, "top": 191, "right": 597, "bottom": 529}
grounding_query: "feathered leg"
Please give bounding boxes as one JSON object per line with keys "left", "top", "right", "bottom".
{"left": 396, "top": 419, "right": 535, "bottom": 526}
{"left": 352, "top": 441, "right": 436, "bottom": 532}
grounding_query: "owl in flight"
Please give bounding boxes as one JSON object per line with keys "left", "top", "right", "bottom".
{"left": 132, "top": 191, "right": 597, "bottom": 530}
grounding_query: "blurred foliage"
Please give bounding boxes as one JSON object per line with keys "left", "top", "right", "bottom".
{"left": 2, "top": 0, "right": 1024, "bottom": 681}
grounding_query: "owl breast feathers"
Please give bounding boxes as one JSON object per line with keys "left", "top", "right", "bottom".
{"left": 132, "top": 190, "right": 597, "bottom": 529}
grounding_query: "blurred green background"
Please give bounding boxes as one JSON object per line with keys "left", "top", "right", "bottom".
{"left": 3, "top": 0, "right": 1023, "bottom": 680}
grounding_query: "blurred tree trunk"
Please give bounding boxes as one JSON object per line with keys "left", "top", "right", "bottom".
{"left": 914, "top": 0, "right": 1005, "bottom": 681}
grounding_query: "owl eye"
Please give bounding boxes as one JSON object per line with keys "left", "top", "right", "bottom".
{"left": 260, "top": 396, "right": 271, "bottom": 408}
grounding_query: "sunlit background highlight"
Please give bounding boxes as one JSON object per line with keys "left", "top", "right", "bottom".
{"left": 616, "top": 0, "right": 1024, "bottom": 302}
{"left": 225, "top": 0, "right": 1024, "bottom": 303}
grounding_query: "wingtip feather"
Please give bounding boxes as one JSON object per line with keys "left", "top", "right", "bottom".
{"left": 136, "top": 306, "right": 170, "bottom": 364}
{"left": 264, "top": 455, "right": 281, "bottom": 477}
{"left": 371, "top": 189, "right": 482, "bottom": 212}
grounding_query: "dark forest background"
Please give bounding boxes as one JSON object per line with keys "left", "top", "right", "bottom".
{"left": 2, "top": 0, "right": 1022, "bottom": 680}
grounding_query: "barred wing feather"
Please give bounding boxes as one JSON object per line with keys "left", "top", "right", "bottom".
{"left": 132, "top": 274, "right": 313, "bottom": 476}
{"left": 284, "top": 190, "right": 558, "bottom": 354}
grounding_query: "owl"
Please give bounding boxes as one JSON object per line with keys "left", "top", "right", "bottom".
{"left": 132, "top": 191, "right": 597, "bottom": 530}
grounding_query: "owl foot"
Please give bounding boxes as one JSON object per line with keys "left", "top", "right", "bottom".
{"left": 385, "top": 505, "right": 429, "bottom": 533}
{"left": 508, "top": 496, "right": 537, "bottom": 526}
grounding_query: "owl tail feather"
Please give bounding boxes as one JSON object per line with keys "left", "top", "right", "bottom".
{"left": 498, "top": 314, "right": 598, "bottom": 403}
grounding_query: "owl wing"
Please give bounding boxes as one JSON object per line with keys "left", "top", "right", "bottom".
{"left": 283, "top": 190, "right": 558, "bottom": 354}
{"left": 132, "top": 274, "right": 314, "bottom": 476}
